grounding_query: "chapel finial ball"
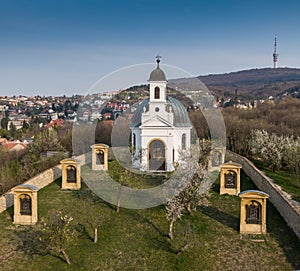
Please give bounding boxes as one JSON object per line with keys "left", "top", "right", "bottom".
{"left": 155, "top": 55, "right": 161, "bottom": 64}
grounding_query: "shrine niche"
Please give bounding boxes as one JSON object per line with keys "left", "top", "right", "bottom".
{"left": 97, "top": 150, "right": 105, "bottom": 165}
{"left": 239, "top": 190, "right": 269, "bottom": 234}
{"left": 225, "top": 170, "right": 237, "bottom": 188}
{"left": 67, "top": 166, "right": 77, "bottom": 183}
{"left": 220, "top": 162, "right": 242, "bottom": 195}
{"left": 209, "top": 147, "right": 225, "bottom": 170}
{"left": 91, "top": 143, "right": 109, "bottom": 171}
{"left": 60, "top": 158, "right": 81, "bottom": 190}
{"left": 246, "top": 201, "right": 261, "bottom": 224}
{"left": 13, "top": 184, "right": 38, "bottom": 225}
{"left": 20, "top": 194, "right": 32, "bottom": 215}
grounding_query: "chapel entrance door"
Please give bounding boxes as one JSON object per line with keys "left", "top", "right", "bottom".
{"left": 149, "top": 140, "right": 165, "bottom": 171}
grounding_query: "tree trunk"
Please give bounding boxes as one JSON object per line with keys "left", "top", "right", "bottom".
{"left": 168, "top": 220, "right": 174, "bottom": 240}
{"left": 94, "top": 227, "right": 98, "bottom": 243}
{"left": 60, "top": 248, "right": 71, "bottom": 265}
{"left": 185, "top": 202, "right": 192, "bottom": 215}
{"left": 116, "top": 186, "right": 122, "bottom": 213}
{"left": 176, "top": 243, "right": 189, "bottom": 256}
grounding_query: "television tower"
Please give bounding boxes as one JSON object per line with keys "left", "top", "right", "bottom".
{"left": 273, "top": 34, "right": 279, "bottom": 69}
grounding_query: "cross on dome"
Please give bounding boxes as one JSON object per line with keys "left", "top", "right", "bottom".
{"left": 148, "top": 55, "right": 166, "bottom": 81}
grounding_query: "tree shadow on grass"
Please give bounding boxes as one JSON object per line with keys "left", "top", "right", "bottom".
{"left": 149, "top": 235, "right": 177, "bottom": 254}
{"left": 126, "top": 209, "right": 194, "bottom": 255}
{"left": 266, "top": 203, "right": 300, "bottom": 269}
{"left": 240, "top": 170, "right": 258, "bottom": 191}
{"left": 13, "top": 226, "right": 48, "bottom": 256}
{"left": 13, "top": 226, "right": 68, "bottom": 264}
{"left": 71, "top": 183, "right": 117, "bottom": 212}
{"left": 126, "top": 209, "right": 167, "bottom": 238}
{"left": 211, "top": 183, "right": 220, "bottom": 194}
{"left": 54, "top": 177, "right": 62, "bottom": 187}
{"left": 75, "top": 223, "right": 94, "bottom": 242}
{"left": 129, "top": 211, "right": 177, "bottom": 254}
{"left": 6, "top": 206, "right": 13, "bottom": 221}
{"left": 98, "top": 198, "right": 117, "bottom": 211}
{"left": 198, "top": 205, "right": 239, "bottom": 231}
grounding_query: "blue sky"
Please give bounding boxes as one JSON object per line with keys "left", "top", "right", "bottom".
{"left": 1, "top": 0, "right": 300, "bottom": 96}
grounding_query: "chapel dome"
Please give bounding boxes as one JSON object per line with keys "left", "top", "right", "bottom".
{"left": 148, "top": 59, "right": 166, "bottom": 81}
{"left": 130, "top": 96, "right": 192, "bottom": 128}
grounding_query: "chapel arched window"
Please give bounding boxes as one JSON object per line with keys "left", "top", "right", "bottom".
{"left": 182, "top": 134, "right": 186, "bottom": 150}
{"left": 154, "top": 87, "right": 160, "bottom": 99}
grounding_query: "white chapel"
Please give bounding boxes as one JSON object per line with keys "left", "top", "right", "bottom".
{"left": 130, "top": 58, "right": 193, "bottom": 172}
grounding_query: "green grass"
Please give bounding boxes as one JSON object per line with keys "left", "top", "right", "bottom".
{"left": 0, "top": 171, "right": 299, "bottom": 271}
{"left": 263, "top": 169, "right": 300, "bottom": 202}
{"left": 107, "top": 160, "right": 167, "bottom": 189}
{"left": 252, "top": 160, "right": 300, "bottom": 202}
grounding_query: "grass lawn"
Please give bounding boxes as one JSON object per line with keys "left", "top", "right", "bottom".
{"left": 107, "top": 160, "right": 167, "bottom": 189}
{"left": 252, "top": 160, "right": 300, "bottom": 203}
{"left": 0, "top": 170, "right": 299, "bottom": 271}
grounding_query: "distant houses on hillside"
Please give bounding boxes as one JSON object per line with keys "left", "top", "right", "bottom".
{"left": 0, "top": 85, "right": 278, "bottom": 136}
{"left": 0, "top": 139, "right": 28, "bottom": 152}
{"left": 46, "top": 119, "right": 64, "bottom": 129}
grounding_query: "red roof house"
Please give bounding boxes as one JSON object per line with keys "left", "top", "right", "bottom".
{"left": 46, "top": 118, "right": 64, "bottom": 129}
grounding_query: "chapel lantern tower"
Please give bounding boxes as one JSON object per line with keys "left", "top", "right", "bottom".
{"left": 148, "top": 55, "right": 167, "bottom": 112}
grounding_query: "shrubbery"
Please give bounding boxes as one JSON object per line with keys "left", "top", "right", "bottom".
{"left": 0, "top": 129, "right": 70, "bottom": 195}
{"left": 249, "top": 129, "right": 300, "bottom": 175}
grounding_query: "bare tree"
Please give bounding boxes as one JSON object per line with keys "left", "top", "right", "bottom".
{"left": 116, "top": 170, "right": 132, "bottom": 213}
{"left": 78, "top": 190, "right": 102, "bottom": 243}
{"left": 166, "top": 196, "right": 184, "bottom": 240}
{"left": 165, "top": 141, "right": 213, "bottom": 240}
{"left": 41, "top": 211, "right": 76, "bottom": 265}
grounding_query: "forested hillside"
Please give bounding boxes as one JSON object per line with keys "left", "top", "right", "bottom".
{"left": 196, "top": 67, "right": 300, "bottom": 99}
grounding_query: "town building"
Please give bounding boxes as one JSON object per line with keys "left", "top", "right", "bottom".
{"left": 1, "top": 140, "right": 28, "bottom": 152}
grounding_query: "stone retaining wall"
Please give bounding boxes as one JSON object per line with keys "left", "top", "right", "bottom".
{"left": 0, "top": 151, "right": 93, "bottom": 214}
{"left": 0, "top": 165, "right": 62, "bottom": 213}
{"left": 2, "top": 150, "right": 300, "bottom": 240}
{"left": 226, "top": 150, "right": 300, "bottom": 239}
{"left": 75, "top": 152, "right": 92, "bottom": 166}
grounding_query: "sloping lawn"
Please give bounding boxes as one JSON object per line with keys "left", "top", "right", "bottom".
{"left": 0, "top": 171, "right": 299, "bottom": 271}
{"left": 261, "top": 169, "right": 300, "bottom": 203}
{"left": 253, "top": 159, "right": 300, "bottom": 202}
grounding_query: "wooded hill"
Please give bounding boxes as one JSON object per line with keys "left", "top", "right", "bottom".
{"left": 196, "top": 67, "right": 300, "bottom": 100}
{"left": 96, "top": 67, "right": 300, "bottom": 105}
